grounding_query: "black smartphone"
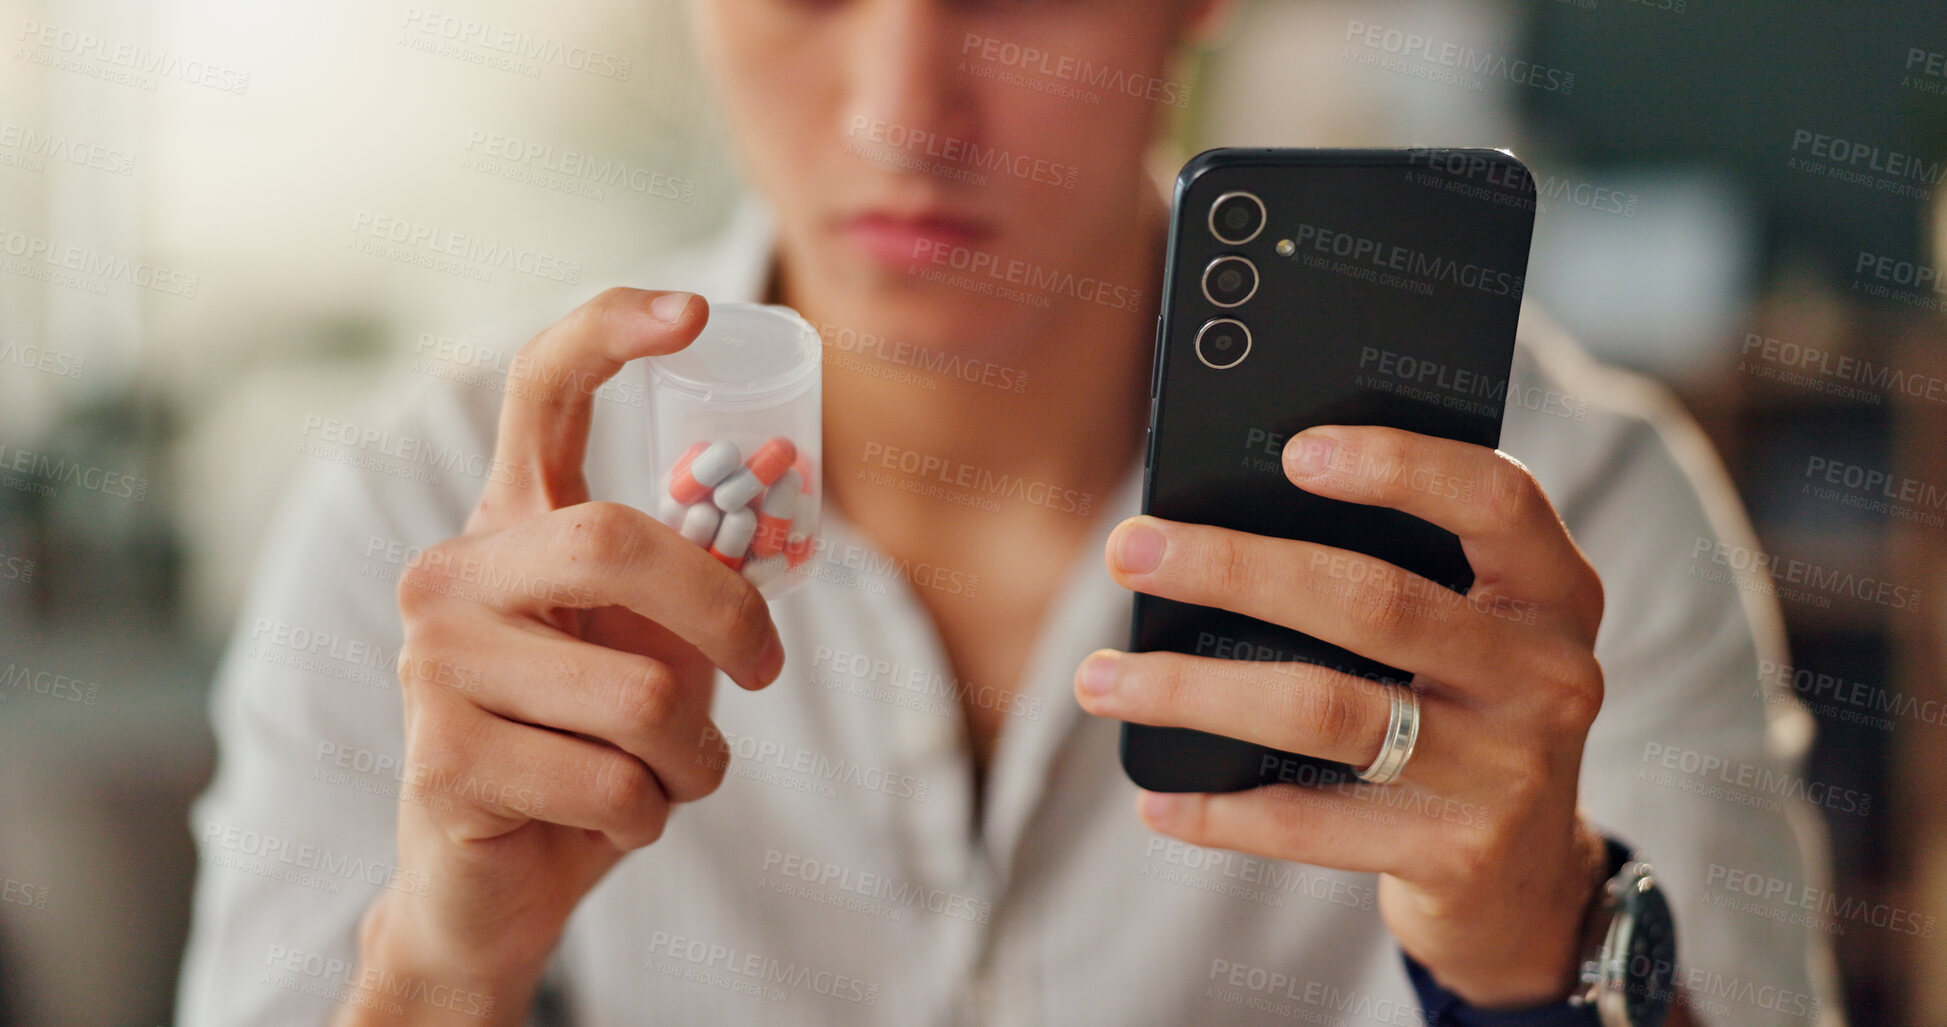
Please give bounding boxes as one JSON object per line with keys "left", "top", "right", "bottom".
{"left": 1122, "top": 147, "right": 1536, "bottom": 793}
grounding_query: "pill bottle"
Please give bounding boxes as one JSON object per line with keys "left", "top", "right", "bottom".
{"left": 646, "top": 302, "right": 821, "bottom": 598}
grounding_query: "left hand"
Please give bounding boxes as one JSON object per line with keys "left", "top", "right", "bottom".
{"left": 1074, "top": 424, "right": 1610, "bottom": 1009}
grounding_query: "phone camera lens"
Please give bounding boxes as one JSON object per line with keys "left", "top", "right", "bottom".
{"left": 1195, "top": 318, "right": 1251, "bottom": 370}
{"left": 1208, "top": 191, "right": 1265, "bottom": 245}
{"left": 1201, "top": 256, "right": 1258, "bottom": 308}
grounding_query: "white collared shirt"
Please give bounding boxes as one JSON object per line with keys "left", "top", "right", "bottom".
{"left": 177, "top": 199, "right": 1844, "bottom": 1026}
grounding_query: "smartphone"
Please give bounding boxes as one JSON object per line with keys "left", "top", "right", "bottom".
{"left": 1122, "top": 147, "right": 1537, "bottom": 793}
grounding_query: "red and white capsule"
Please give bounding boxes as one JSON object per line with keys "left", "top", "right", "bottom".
{"left": 676, "top": 502, "right": 722, "bottom": 547}
{"left": 713, "top": 436, "right": 798, "bottom": 512}
{"left": 708, "top": 506, "right": 758, "bottom": 569}
{"left": 669, "top": 440, "right": 742, "bottom": 505}
{"left": 750, "top": 469, "right": 800, "bottom": 558}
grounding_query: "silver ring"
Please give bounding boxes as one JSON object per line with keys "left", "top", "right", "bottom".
{"left": 1355, "top": 687, "right": 1421, "bottom": 785}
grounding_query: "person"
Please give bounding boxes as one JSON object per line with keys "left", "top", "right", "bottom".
{"left": 177, "top": 1, "right": 1844, "bottom": 1024}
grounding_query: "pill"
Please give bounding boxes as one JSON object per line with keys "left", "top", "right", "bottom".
{"left": 709, "top": 506, "right": 758, "bottom": 569}
{"left": 713, "top": 437, "right": 799, "bottom": 511}
{"left": 677, "top": 502, "right": 722, "bottom": 547}
{"left": 670, "top": 440, "right": 741, "bottom": 504}
{"left": 751, "top": 470, "right": 800, "bottom": 558}
{"left": 711, "top": 469, "right": 763, "bottom": 512}
{"left": 742, "top": 554, "right": 786, "bottom": 588}
{"left": 668, "top": 440, "right": 706, "bottom": 480}
{"left": 664, "top": 441, "right": 709, "bottom": 506}
{"left": 784, "top": 528, "right": 812, "bottom": 569}
{"left": 748, "top": 437, "right": 797, "bottom": 482}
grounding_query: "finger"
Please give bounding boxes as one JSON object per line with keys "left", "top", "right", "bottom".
{"left": 1134, "top": 783, "right": 1415, "bottom": 877}
{"left": 440, "top": 616, "right": 726, "bottom": 803}
{"left": 1282, "top": 426, "right": 1599, "bottom": 618}
{"left": 1074, "top": 648, "right": 1394, "bottom": 767}
{"left": 1105, "top": 515, "right": 1513, "bottom": 694}
{"left": 581, "top": 605, "right": 718, "bottom": 686}
{"left": 408, "top": 689, "right": 681, "bottom": 851}
{"left": 400, "top": 503, "right": 783, "bottom": 689}
{"left": 470, "top": 288, "right": 706, "bottom": 534}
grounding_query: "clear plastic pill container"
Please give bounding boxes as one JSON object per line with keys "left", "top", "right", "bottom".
{"left": 646, "top": 302, "right": 821, "bottom": 598}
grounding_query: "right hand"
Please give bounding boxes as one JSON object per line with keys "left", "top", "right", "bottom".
{"left": 342, "top": 289, "right": 785, "bottom": 1024}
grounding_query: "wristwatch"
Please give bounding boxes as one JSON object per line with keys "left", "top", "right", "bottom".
{"left": 1569, "top": 838, "right": 1677, "bottom": 1027}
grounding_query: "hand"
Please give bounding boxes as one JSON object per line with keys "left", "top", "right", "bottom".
{"left": 1074, "top": 424, "right": 1609, "bottom": 1009}
{"left": 338, "top": 289, "right": 786, "bottom": 1024}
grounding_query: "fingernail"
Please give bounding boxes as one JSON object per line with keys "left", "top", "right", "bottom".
{"left": 1079, "top": 651, "right": 1120, "bottom": 696}
{"left": 755, "top": 635, "right": 785, "bottom": 685}
{"left": 1140, "top": 791, "right": 1184, "bottom": 822}
{"left": 1285, "top": 432, "right": 1336, "bottom": 476}
{"left": 1113, "top": 521, "right": 1165, "bottom": 575}
{"left": 651, "top": 292, "right": 695, "bottom": 323}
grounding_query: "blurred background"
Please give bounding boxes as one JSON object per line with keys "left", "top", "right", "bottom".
{"left": 1, "top": 0, "right": 1943, "bottom": 1023}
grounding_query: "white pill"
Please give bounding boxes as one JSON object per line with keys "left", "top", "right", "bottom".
{"left": 678, "top": 502, "right": 722, "bottom": 547}
{"left": 690, "top": 440, "right": 743, "bottom": 487}
{"left": 760, "top": 470, "right": 801, "bottom": 518}
{"left": 712, "top": 506, "right": 758, "bottom": 559}
{"left": 713, "top": 467, "right": 765, "bottom": 511}
{"left": 670, "top": 440, "right": 743, "bottom": 504}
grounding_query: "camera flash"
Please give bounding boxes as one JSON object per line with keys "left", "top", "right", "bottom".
{"left": 1275, "top": 239, "right": 1295, "bottom": 256}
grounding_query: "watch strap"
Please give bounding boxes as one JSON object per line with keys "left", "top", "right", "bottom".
{"left": 1403, "top": 951, "right": 1602, "bottom": 1027}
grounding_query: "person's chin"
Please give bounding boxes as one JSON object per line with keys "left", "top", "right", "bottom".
{"left": 791, "top": 231, "right": 1050, "bottom": 351}
{"left": 857, "top": 284, "right": 1035, "bottom": 355}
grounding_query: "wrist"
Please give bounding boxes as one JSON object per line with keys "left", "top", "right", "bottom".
{"left": 1415, "top": 821, "right": 1611, "bottom": 1009}
{"left": 1406, "top": 830, "right": 1678, "bottom": 1027}
{"left": 333, "top": 891, "right": 545, "bottom": 1025}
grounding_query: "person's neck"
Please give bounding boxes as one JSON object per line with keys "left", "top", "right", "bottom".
{"left": 782, "top": 186, "right": 1168, "bottom": 535}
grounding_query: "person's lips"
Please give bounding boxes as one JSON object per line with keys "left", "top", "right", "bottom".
{"left": 839, "top": 211, "right": 996, "bottom": 270}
